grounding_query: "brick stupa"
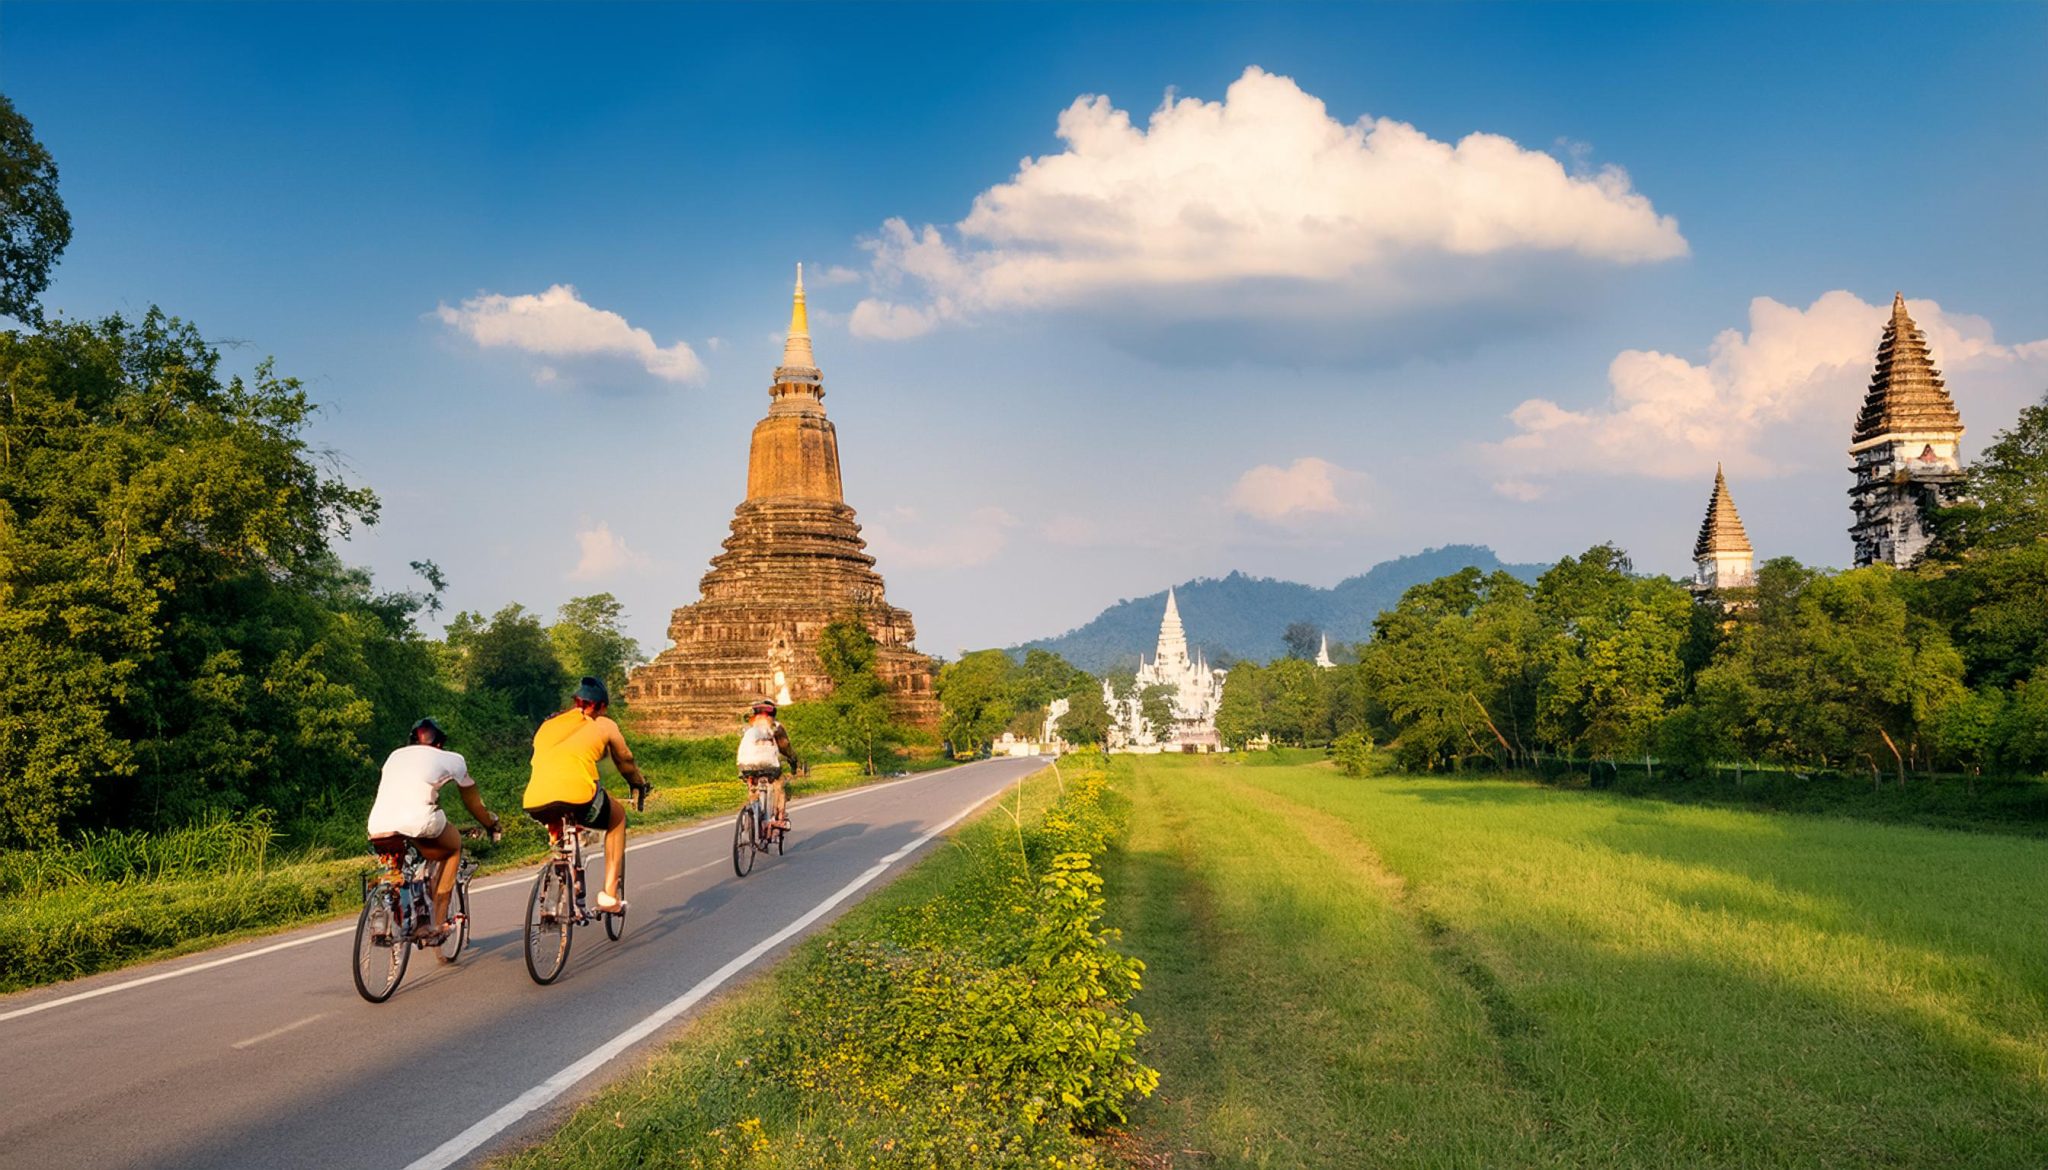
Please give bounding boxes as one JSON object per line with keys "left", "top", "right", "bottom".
{"left": 624, "top": 267, "right": 938, "bottom": 735}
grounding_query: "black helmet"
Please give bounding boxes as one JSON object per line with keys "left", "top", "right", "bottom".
{"left": 574, "top": 676, "right": 610, "bottom": 706}
{"left": 410, "top": 717, "right": 448, "bottom": 748}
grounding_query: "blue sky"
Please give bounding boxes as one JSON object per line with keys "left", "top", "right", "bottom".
{"left": 8, "top": 2, "right": 2047, "bottom": 657}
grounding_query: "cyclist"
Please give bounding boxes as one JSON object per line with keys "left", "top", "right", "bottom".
{"left": 522, "top": 676, "right": 650, "bottom": 912}
{"left": 365, "top": 717, "right": 502, "bottom": 940}
{"left": 737, "top": 698, "right": 799, "bottom": 833}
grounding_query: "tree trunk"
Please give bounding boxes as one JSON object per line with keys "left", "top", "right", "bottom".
{"left": 1878, "top": 728, "right": 1907, "bottom": 788}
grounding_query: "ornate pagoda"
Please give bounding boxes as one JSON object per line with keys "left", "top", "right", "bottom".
{"left": 1848, "top": 293, "right": 1965, "bottom": 568}
{"left": 1690, "top": 463, "right": 1755, "bottom": 599}
{"left": 624, "top": 267, "right": 938, "bottom": 735}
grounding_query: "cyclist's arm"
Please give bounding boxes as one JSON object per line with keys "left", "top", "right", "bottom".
{"left": 605, "top": 721, "right": 651, "bottom": 791}
{"left": 775, "top": 725, "right": 798, "bottom": 770}
{"left": 456, "top": 784, "right": 501, "bottom": 837}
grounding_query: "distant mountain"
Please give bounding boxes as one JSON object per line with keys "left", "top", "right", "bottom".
{"left": 1014, "top": 545, "right": 1548, "bottom": 673}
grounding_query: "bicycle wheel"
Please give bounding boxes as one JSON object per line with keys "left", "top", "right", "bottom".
{"left": 732, "top": 806, "right": 756, "bottom": 877}
{"left": 774, "top": 812, "right": 786, "bottom": 856}
{"left": 353, "top": 885, "right": 409, "bottom": 1003}
{"left": 438, "top": 882, "right": 470, "bottom": 963}
{"left": 524, "top": 862, "right": 574, "bottom": 985}
{"left": 604, "top": 850, "right": 627, "bottom": 941}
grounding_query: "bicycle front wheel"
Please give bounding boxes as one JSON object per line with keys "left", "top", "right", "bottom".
{"left": 732, "top": 807, "right": 756, "bottom": 877}
{"left": 604, "top": 850, "right": 627, "bottom": 942}
{"left": 353, "top": 886, "right": 409, "bottom": 1003}
{"left": 524, "top": 862, "right": 574, "bottom": 984}
{"left": 438, "top": 882, "right": 470, "bottom": 964}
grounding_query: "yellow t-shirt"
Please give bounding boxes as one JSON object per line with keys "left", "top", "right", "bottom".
{"left": 523, "top": 709, "right": 613, "bottom": 808}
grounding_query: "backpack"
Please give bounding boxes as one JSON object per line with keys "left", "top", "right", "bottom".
{"left": 737, "top": 720, "right": 782, "bottom": 771}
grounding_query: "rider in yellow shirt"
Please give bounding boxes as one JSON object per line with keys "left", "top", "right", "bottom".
{"left": 522, "top": 677, "right": 650, "bottom": 911}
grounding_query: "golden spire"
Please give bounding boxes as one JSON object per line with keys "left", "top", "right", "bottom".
{"left": 780, "top": 263, "right": 816, "bottom": 371}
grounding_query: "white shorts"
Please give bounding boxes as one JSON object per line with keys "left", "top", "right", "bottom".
{"left": 366, "top": 808, "right": 447, "bottom": 841}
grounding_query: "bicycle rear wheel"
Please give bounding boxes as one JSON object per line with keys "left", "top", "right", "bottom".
{"left": 604, "top": 850, "right": 627, "bottom": 941}
{"left": 438, "top": 882, "right": 470, "bottom": 963}
{"left": 732, "top": 806, "right": 756, "bottom": 877}
{"left": 353, "top": 885, "right": 408, "bottom": 1003}
{"left": 524, "top": 862, "right": 574, "bottom": 984}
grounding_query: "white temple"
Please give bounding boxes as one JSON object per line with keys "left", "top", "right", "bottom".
{"left": 1105, "top": 588, "right": 1228, "bottom": 753}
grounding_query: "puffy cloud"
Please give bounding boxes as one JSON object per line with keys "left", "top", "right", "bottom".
{"left": 1491, "top": 291, "right": 2048, "bottom": 482}
{"left": 435, "top": 284, "right": 706, "bottom": 385}
{"left": 1227, "top": 457, "right": 1368, "bottom": 524}
{"left": 851, "top": 66, "right": 1684, "bottom": 354}
{"left": 569, "top": 522, "right": 649, "bottom": 581}
{"left": 1493, "top": 479, "right": 1547, "bottom": 503}
{"left": 864, "top": 505, "right": 1019, "bottom": 570}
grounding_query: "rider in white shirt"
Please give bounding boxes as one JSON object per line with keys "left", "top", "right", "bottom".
{"left": 737, "top": 699, "right": 800, "bottom": 831}
{"left": 366, "top": 718, "right": 502, "bottom": 937}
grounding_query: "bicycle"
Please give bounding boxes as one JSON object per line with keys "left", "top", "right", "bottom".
{"left": 732, "top": 774, "right": 789, "bottom": 877}
{"left": 524, "top": 785, "right": 645, "bottom": 984}
{"left": 352, "top": 830, "right": 485, "bottom": 1003}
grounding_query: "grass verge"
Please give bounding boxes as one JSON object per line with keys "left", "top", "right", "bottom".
{"left": 1109, "top": 754, "right": 2048, "bottom": 1168}
{"left": 0, "top": 746, "right": 925, "bottom": 992}
{"left": 494, "top": 758, "right": 1154, "bottom": 1170}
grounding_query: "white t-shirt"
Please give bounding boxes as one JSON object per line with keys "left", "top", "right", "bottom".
{"left": 366, "top": 744, "right": 475, "bottom": 839}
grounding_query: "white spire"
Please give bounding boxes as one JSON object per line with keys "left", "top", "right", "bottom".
{"left": 1155, "top": 586, "right": 1189, "bottom": 667}
{"left": 1314, "top": 633, "right": 1335, "bottom": 670}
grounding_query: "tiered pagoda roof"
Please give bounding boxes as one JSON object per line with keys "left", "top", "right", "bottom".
{"left": 1693, "top": 464, "right": 1753, "bottom": 559}
{"left": 1850, "top": 293, "right": 1964, "bottom": 448}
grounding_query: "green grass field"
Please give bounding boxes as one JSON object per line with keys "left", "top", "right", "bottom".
{"left": 1110, "top": 753, "right": 2048, "bottom": 1169}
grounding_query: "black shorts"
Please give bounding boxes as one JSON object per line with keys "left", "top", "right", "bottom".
{"left": 525, "top": 786, "right": 610, "bottom": 830}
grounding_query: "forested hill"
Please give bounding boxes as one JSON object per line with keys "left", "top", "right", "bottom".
{"left": 1015, "top": 545, "right": 1548, "bottom": 672}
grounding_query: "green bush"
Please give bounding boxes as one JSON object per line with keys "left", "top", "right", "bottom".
{"left": 749, "top": 767, "right": 1155, "bottom": 1164}
{"left": 1328, "top": 731, "right": 1376, "bottom": 777}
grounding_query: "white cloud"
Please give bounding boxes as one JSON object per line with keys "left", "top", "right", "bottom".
{"left": 569, "top": 522, "right": 649, "bottom": 581}
{"left": 435, "top": 284, "right": 706, "bottom": 385}
{"left": 1493, "top": 479, "right": 1547, "bottom": 502}
{"left": 864, "top": 505, "right": 1018, "bottom": 569}
{"left": 1491, "top": 291, "right": 2048, "bottom": 482}
{"left": 809, "top": 264, "right": 863, "bottom": 287}
{"left": 1227, "top": 457, "right": 1368, "bottom": 524}
{"left": 851, "top": 66, "right": 1685, "bottom": 345}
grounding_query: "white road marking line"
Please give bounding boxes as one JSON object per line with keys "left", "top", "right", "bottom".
{"left": 401, "top": 778, "right": 1021, "bottom": 1170}
{"left": 649, "top": 860, "right": 722, "bottom": 886}
{"left": 230, "top": 1012, "right": 328, "bottom": 1050}
{"left": 0, "top": 761, "right": 1014, "bottom": 1026}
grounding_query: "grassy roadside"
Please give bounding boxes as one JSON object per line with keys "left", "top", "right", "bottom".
{"left": 0, "top": 751, "right": 927, "bottom": 993}
{"left": 495, "top": 758, "right": 1154, "bottom": 1170}
{"left": 1109, "top": 754, "right": 2048, "bottom": 1169}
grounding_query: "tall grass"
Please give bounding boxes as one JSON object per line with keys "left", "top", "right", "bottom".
{"left": 0, "top": 811, "right": 276, "bottom": 895}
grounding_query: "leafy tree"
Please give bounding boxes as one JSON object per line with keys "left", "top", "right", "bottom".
{"left": 1263, "top": 657, "right": 1329, "bottom": 746}
{"left": 1138, "top": 684, "right": 1177, "bottom": 744}
{"left": 453, "top": 604, "right": 568, "bottom": 725}
{"left": 1281, "top": 621, "right": 1321, "bottom": 660}
{"left": 0, "top": 95, "right": 71, "bottom": 323}
{"left": 548, "top": 593, "right": 643, "bottom": 702}
{"left": 817, "top": 616, "right": 901, "bottom": 774}
{"left": 1215, "top": 661, "right": 1266, "bottom": 749}
{"left": 935, "top": 650, "right": 1018, "bottom": 754}
{"left": 1053, "top": 681, "right": 1112, "bottom": 747}
{"left": 0, "top": 311, "right": 420, "bottom": 842}
{"left": 1926, "top": 392, "right": 2048, "bottom": 687}
{"left": 1329, "top": 730, "right": 1374, "bottom": 777}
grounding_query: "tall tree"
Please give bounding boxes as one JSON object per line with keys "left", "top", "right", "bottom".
{"left": 1281, "top": 621, "right": 1322, "bottom": 660}
{"left": 453, "top": 604, "right": 569, "bottom": 725}
{"left": 817, "top": 616, "right": 900, "bottom": 774}
{"left": 0, "top": 95, "right": 71, "bottom": 324}
{"left": 548, "top": 593, "right": 643, "bottom": 701}
{"left": 1053, "top": 681, "right": 1112, "bottom": 747}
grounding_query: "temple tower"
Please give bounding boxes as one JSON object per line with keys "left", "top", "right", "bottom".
{"left": 624, "top": 267, "right": 938, "bottom": 735}
{"left": 1691, "top": 464, "right": 1755, "bottom": 597}
{"left": 1848, "top": 293, "right": 1965, "bottom": 568}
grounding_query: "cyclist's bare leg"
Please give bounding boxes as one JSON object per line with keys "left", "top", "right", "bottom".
{"left": 415, "top": 822, "right": 462, "bottom": 925}
{"left": 600, "top": 793, "right": 627, "bottom": 902}
{"left": 770, "top": 776, "right": 788, "bottom": 828}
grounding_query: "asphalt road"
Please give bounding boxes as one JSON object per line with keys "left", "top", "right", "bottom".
{"left": 0, "top": 756, "right": 1045, "bottom": 1170}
